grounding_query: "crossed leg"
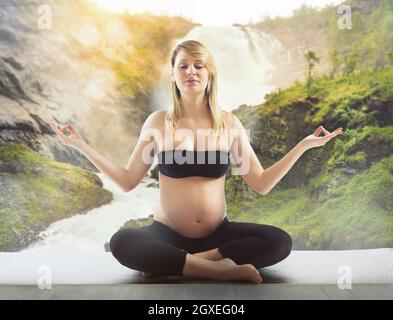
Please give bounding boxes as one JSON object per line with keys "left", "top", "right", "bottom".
{"left": 142, "top": 248, "right": 262, "bottom": 283}
{"left": 110, "top": 219, "right": 292, "bottom": 283}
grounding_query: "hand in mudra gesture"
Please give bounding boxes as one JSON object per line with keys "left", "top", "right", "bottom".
{"left": 50, "top": 121, "right": 85, "bottom": 150}
{"left": 301, "top": 126, "right": 343, "bottom": 150}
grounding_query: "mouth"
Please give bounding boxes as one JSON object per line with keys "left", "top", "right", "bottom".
{"left": 185, "top": 80, "right": 199, "bottom": 85}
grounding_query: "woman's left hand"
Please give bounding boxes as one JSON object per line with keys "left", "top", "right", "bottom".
{"left": 300, "top": 126, "right": 343, "bottom": 150}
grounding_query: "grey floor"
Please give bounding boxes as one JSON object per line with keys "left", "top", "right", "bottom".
{"left": 1, "top": 249, "right": 392, "bottom": 299}
{"left": 2, "top": 249, "right": 393, "bottom": 285}
{"left": 1, "top": 283, "right": 392, "bottom": 300}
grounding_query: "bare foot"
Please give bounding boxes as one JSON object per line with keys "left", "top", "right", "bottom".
{"left": 141, "top": 258, "right": 263, "bottom": 284}
{"left": 216, "top": 258, "right": 263, "bottom": 284}
{"left": 193, "top": 249, "right": 223, "bottom": 261}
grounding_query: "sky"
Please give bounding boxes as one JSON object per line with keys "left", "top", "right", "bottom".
{"left": 93, "top": 0, "right": 345, "bottom": 26}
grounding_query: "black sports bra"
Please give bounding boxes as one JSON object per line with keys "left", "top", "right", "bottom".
{"left": 157, "top": 149, "right": 230, "bottom": 179}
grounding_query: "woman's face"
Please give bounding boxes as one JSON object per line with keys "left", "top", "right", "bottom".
{"left": 172, "top": 50, "right": 209, "bottom": 96}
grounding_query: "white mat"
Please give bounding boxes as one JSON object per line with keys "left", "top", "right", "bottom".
{"left": 0, "top": 249, "right": 392, "bottom": 285}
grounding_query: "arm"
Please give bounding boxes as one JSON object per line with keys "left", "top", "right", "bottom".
{"left": 259, "top": 125, "right": 343, "bottom": 194}
{"left": 256, "top": 141, "right": 306, "bottom": 195}
{"left": 51, "top": 111, "right": 159, "bottom": 193}
{"left": 230, "top": 114, "right": 343, "bottom": 196}
{"left": 77, "top": 141, "right": 133, "bottom": 193}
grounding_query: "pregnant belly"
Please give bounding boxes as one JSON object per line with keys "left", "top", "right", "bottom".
{"left": 155, "top": 176, "right": 227, "bottom": 237}
{"left": 154, "top": 199, "right": 226, "bottom": 238}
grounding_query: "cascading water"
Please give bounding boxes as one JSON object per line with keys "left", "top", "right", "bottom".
{"left": 21, "top": 174, "right": 160, "bottom": 252}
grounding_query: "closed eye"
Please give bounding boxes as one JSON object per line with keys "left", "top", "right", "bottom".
{"left": 180, "top": 65, "right": 204, "bottom": 69}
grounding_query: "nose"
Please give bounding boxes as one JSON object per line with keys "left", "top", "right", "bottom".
{"left": 186, "top": 65, "right": 196, "bottom": 75}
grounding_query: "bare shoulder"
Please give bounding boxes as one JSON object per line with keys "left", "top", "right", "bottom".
{"left": 154, "top": 109, "right": 169, "bottom": 118}
{"left": 143, "top": 110, "right": 168, "bottom": 131}
{"left": 221, "top": 110, "right": 237, "bottom": 129}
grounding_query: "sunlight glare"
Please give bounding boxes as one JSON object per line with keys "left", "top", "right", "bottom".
{"left": 94, "top": 0, "right": 345, "bottom": 26}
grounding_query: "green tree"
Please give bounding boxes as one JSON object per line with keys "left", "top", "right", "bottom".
{"left": 304, "top": 50, "right": 320, "bottom": 97}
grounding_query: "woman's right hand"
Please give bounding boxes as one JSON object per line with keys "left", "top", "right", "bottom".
{"left": 50, "top": 121, "right": 86, "bottom": 150}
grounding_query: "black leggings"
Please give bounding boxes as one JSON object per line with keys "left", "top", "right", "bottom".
{"left": 109, "top": 216, "right": 292, "bottom": 276}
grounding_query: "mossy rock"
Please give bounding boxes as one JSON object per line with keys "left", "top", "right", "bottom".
{"left": 121, "top": 214, "right": 154, "bottom": 229}
{"left": 0, "top": 142, "right": 113, "bottom": 251}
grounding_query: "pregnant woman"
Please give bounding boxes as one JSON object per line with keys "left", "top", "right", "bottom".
{"left": 50, "top": 40, "right": 343, "bottom": 283}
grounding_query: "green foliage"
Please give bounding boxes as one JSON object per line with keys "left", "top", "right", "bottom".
{"left": 254, "top": 1, "right": 393, "bottom": 74}
{"left": 0, "top": 142, "right": 113, "bottom": 251}
{"left": 329, "top": 3, "right": 393, "bottom": 70}
{"left": 226, "top": 64, "right": 393, "bottom": 249}
{"left": 227, "top": 155, "right": 393, "bottom": 249}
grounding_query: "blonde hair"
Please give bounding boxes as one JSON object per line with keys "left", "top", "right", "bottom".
{"left": 165, "top": 40, "right": 226, "bottom": 134}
